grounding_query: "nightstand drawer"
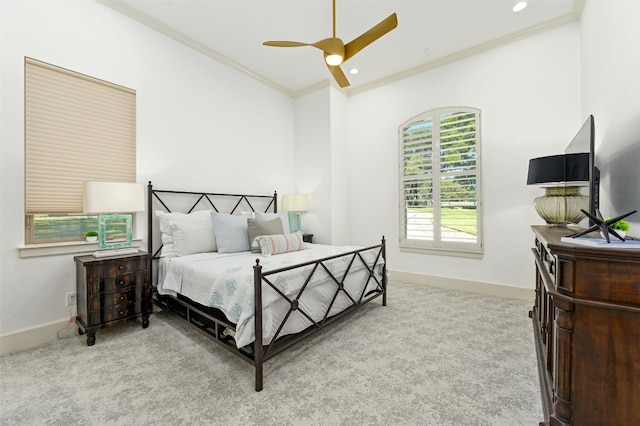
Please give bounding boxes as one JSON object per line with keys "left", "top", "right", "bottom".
{"left": 88, "top": 288, "right": 141, "bottom": 311}
{"left": 87, "top": 302, "right": 141, "bottom": 324}
{"left": 85, "top": 257, "right": 148, "bottom": 279}
{"left": 88, "top": 273, "right": 146, "bottom": 294}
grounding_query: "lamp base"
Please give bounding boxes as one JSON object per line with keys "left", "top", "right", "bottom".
{"left": 534, "top": 186, "right": 588, "bottom": 225}
{"left": 288, "top": 211, "right": 302, "bottom": 233}
{"left": 93, "top": 247, "right": 139, "bottom": 258}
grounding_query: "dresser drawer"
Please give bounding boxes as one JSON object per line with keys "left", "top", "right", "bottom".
{"left": 88, "top": 273, "right": 146, "bottom": 294}
{"left": 87, "top": 302, "right": 141, "bottom": 325}
{"left": 88, "top": 287, "right": 141, "bottom": 311}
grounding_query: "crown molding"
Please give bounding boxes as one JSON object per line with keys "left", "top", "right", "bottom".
{"left": 349, "top": 9, "right": 582, "bottom": 96}
{"left": 97, "top": 0, "right": 585, "bottom": 99}
{"left": 96, "top": 0, "right": 295, "bottom": 98}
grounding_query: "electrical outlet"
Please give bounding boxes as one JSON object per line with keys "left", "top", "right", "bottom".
{"left": 66, "top": 292, "right": 77, "bottom": 307}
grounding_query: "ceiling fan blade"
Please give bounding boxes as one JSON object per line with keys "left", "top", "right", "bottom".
{"left": 263, "top": 41, "right": 311, "bottom": 47}
{"left": 325, "top": 61, "right": 350, "bottom": 88}
{"left": 344, "top": 13, "right": 398, "bottom": 61}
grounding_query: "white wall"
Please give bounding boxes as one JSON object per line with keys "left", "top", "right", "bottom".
{"left": 0, "top": 0, "right": 295, "bottom": 339}
{"left": 580, "top": 0, "right": 640, "bottom": 231}
{"left": 347, "top": 24, "right": 582, "bottom": 289}
{"left": 294, "top": 88, "right": 332, "bottom": 242}
{"left": 293, "top": 86, "right": 351, "bottom": 246}
{"left": 3, "top": 0, "right": 638, "bottom": 348}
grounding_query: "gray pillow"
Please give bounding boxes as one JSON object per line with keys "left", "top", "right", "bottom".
{"left": 248, "top": 218, "right": 284, "bottom": 253}
{"left": 254, "top": 212, "right": 291, "bottom": 234}
{"left": 212, "top": 214, "right": 250, "bottom": 253}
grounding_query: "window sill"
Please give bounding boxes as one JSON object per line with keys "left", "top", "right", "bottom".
{"left": 399, "top": 244, "right": 483, "bottom": 259}
{"left": 18, "top": 239, "right": 143, "bottom": 258}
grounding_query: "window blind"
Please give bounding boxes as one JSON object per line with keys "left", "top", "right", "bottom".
{"left": 25, "top": 57, "right": 136, "bottom": 214}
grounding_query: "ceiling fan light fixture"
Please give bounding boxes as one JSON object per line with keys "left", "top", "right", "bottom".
{"left": 325, "top": 54, "right": 343, "bottom": 66}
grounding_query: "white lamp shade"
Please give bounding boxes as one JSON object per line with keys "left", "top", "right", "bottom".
{"left": 282, "top": 194, "right": 308, "bottom": 212}
{"left": 83, "top": 182, "right": 145, "bottom": 213}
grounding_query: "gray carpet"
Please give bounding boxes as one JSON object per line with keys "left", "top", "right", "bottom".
{"left": 0, "top": 281, "right": 542, "bottom": 425}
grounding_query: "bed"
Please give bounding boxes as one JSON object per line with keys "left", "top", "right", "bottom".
{"left": 147, "top": 182, "right": 387, "bottom": 391}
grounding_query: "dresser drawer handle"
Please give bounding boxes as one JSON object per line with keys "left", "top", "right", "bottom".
{"left": 119, "top": 310, "right": 124, "bottom": 315}
{"left": 119, "top": 280, "right": 124, "bottom": 285}
{"left": 119, "top": 295, "right": 125, "bottom": 300}
{"left": 119, "top": 265, "right": 124, "bottom": 270}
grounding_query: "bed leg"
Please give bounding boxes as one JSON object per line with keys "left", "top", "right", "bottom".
{"left": 381, "top": 236, "right": 387, "bottom": 307}
{"left": 254, "top": 259, "right": 264, "bottom": 392}
{"left": 255, "top": 361, "right": 263, "bottom": 392}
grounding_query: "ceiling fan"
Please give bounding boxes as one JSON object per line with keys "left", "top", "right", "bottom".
{"left": 263, "top": 0, "right": 398, "bottom": 88}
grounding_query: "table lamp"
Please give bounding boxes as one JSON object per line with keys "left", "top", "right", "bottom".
{"left": 282, "top": 194, "right": 308, "bottom": 233}
{"left": 83, "top": 181, "right": 145, "bottom": 257}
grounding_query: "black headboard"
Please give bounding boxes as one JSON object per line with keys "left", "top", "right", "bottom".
{"left": 146, "top": 181, "right": 277, "bottom": 283}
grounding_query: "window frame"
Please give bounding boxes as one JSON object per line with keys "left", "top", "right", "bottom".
{"left": 398, "top": 107, "right": 483, "bottom": 258}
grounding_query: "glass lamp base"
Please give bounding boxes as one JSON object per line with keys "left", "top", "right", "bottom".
{"left": 534, "top": 186, "right": 588, "bottom": 225}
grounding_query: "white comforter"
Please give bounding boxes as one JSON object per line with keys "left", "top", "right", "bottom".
{"left": 158, "top": 244, "right": 384, "bottom": 348}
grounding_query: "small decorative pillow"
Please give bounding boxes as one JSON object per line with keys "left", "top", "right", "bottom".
{"left": 254, "top": 212, "right": 291, "bottom": 234}
{"left": 156, "top": 209, "right": 215, "bottom": 257}
{"left": 212, "top": 213, "right": 250, "bottom": 253}
{"left": 247, "top": 218, "right": 284, "bottom": 253}
{"left": 255, "top": 232, "right": 305, "bottom": 256}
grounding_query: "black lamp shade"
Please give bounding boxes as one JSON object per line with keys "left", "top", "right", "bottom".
{"left": 527, "top": 153, "right": 589, "bottom": 185}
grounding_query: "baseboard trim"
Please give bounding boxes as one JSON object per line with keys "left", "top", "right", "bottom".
{"left": 389, "top": 270, "right": 533, "bottom": 301}
{"left": 0, "top": 318, "right": 76, "bottom": 356}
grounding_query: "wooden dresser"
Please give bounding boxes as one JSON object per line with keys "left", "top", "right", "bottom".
{"left": 75, "top": 252, "right": 151, "bottom": 346}
{"left": 530, "top": 226, "right": 640, "bottom": 426}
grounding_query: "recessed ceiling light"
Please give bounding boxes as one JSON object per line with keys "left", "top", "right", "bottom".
{"left": 423, "top": 47, "right": 433, "bottom": 56}
{"left": 513, "top": 1, "right": 528, "bottom": 12}
{"left": 349, "top": 68, "right": 359, "bottom": 75}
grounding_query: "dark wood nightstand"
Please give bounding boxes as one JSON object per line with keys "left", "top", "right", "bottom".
{"left": 74, "top": 252, "right": 151, "bottom": 346}
{"left": 302, "top": 233, "right": 313, "bottom": 243}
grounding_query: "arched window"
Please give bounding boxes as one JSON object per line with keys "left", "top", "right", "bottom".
{"left": 399, "top": 107, "right": 483, "bottom": 257}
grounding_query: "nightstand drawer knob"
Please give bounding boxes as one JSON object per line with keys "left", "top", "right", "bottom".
{"left": 119, "top": 295, "right": 125, "bottom": 300}
{"left": 119, "top": 265, "right": 124, "bottom": 270}
{"left": 119, "top": 280, "right": 124, "bottom": 285}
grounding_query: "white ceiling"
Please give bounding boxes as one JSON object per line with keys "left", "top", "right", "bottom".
{"left": 101, "top": 0, "right": 581, "bottom": 97}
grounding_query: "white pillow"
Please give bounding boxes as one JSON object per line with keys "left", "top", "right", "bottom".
{"left": 254, "top": 211, "right": 291, "bottom": 234}
{"left": 212, "top": 213, "right": 250, "bottom": 253}
{"left": 168, "top": 222, "right": 217, "bottom": 256}
{"left": 156, "top": 210, "right": 215, "bottom": 257}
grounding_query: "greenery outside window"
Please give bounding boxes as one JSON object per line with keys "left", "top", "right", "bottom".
{"left": 399, "top": 107, "right": 483, "bottom": 256}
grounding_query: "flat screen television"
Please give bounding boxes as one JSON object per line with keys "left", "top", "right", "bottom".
{"left": 564, "top": 114, "right": 599, "bottom": 223}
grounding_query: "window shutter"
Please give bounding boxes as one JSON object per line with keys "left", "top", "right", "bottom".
{"left": 399, "top": 107, "right": 482, "bottom": 254}
{"left": 25, "top": 58, "right": 136, "bottom": 214}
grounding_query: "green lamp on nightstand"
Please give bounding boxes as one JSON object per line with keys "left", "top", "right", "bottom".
{"left": 282, "top": 193, "right": 308, "bottom": 233}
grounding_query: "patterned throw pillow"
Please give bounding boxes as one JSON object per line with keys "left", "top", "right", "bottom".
{"left": 255, "top": 232, "right": 305, "bottom": 256}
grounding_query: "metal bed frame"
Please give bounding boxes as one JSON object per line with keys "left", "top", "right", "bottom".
{"left": 147, "top": 182, "right": 387, "bottom": 391}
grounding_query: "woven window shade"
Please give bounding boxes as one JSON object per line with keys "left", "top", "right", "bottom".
{"left": 25, "top": 58, "right": 136, "bottom": 214}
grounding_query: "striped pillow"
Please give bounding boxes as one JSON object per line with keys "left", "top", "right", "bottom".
{"left": 255, "top": 232, "right": 305, "bottom": 256}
